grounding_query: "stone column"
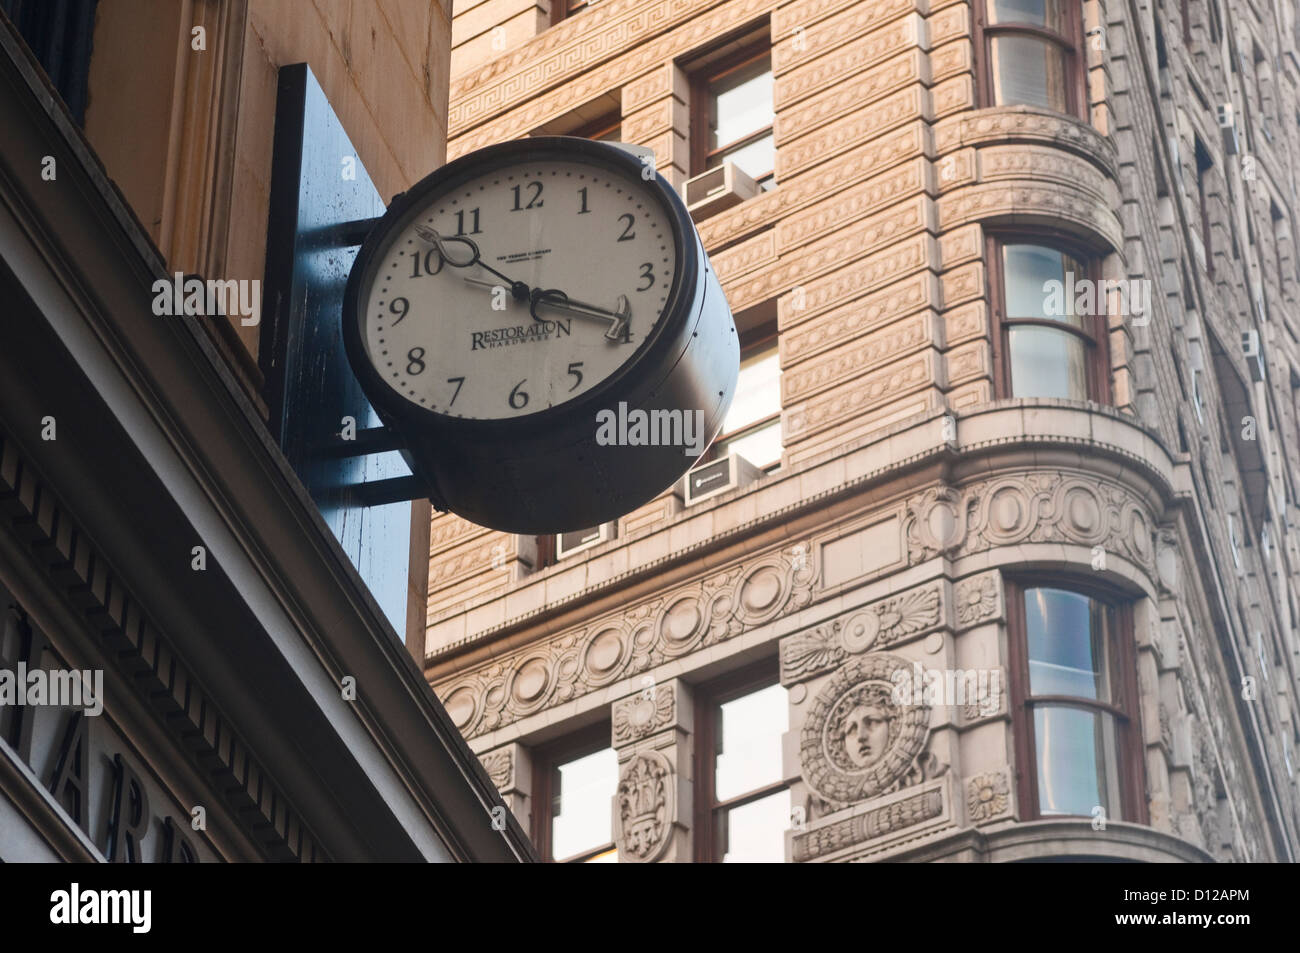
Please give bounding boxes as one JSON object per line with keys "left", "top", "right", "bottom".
{"left": 610, "top": 677, "right": 693, "bottom": 862}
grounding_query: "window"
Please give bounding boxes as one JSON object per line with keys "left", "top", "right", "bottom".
{"left": 1007, "top": 581, "right": 1145, "bottom": 823}
{"left": 531, "top": 725, "right": 619, "bottom": 862}
{"left": 572, "top": 113, "right": 621, "bottom": 143}
{"left": 692, "top": 42, "right": 775, "bottom": 189}
{"left": 1195, "top": 138, "right": 1214, "bottom": 277}
{"left": 552, "top": 0, "right": 596, "bottom": 24}
{"left": 977, "top": 0, "right": 1084, "bottom": 116}
{"left": 694, "top": 663, "right": 790, "bottom": 862}
{"left": 988, "top": 237, "right": 1111, "bottom": 401}
{"left": 701, "top": 301, "right": 781, "bottom": 468}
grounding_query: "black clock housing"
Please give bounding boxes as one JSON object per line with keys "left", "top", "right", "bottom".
{"left": 343, "top": 137, "right": 739, "bottom": 534}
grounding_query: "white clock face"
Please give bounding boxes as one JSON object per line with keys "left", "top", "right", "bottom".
{"left": 360, "top": 156, "right": 679, "bottom": 420}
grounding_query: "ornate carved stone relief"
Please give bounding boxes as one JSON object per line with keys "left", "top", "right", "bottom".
{"left": 798, "top": 653, "right": 942, "bottom": 809}
{"left": 966, "top": 771, "right": 1011, "bottom": 823}
{"left": 780, "top": 584, "right": 943, "bottom": 684}
{"left": 612, "top": 683, "right": 676, "bottom": 746}
{"left": 479, "top": 749, "right": 513, "bottom": 792}
{"left": 614, "top": 750, "right": 675, "bottom": 862}
{"left": 903, "top": 472, "right": 1158, "bottom": 576}
{"left": 792, "top": 784, "right": 946, "bottom": 862}
{"left": 953, "top": 573, "right": 999, "bottom": 629}
{"left": 436, "top": 544, "right": 815, "bottom": 740}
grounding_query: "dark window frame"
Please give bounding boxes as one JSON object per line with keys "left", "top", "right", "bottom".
{"left": 571, "top": 112, "right": 621, "bottom": 142}
{"left": 692, "top": 657, "right": 786, "bottom": 863}
{"left": 1195, "top": 138, "right": 1215, "bottom": 278}
{"left": 1005, "top": 576, "right": 1148, "bottom": 825}
{"left": 973, "top": 0, "right": 1087, "bottom": 118}
{"left": 689, "top": 42, "right": 775, "bottom": 185}
{"left": 551, "top": 0, "right": 593, "bottom": 26}
{"left": 986, "top": 230, "right": 1113, "bottom": 403}
{"left": 529, "top": 721, "right": 616, "bottom": 862}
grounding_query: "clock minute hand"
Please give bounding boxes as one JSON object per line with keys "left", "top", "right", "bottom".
{"left": 530, "top": 289, "right": 632, "bottom": 342}
{"left": 413, "top": 224, "right": 531, "bottom": 302}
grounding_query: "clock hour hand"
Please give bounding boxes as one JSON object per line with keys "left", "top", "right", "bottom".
{"left": 413, "top": 224, "right": 531, "bottom": 302}
{"left": 529, "top": 289, "right": 632, "bottom": 343}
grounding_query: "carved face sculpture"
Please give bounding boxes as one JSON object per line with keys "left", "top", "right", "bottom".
{"left": 839, "top": 702, "right": 894, "bottom": 768}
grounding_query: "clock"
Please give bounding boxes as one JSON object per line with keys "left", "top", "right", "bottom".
{"left": 342, "top": 137, "right": 739, "bottom": 534}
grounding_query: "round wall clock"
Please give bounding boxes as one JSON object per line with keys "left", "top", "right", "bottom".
{"left": 343, "top": 137, "right": 739, "bottom": 534}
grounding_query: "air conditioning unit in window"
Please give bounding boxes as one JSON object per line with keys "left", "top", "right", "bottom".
{"left": 1217, "top": 102, "right": 1239, "bottom": 154}
{"left": 555, "top": 522, "right": 616, "bottom": 560}
{"left": 682, "top": 453, "right": 763, "bottom": 506}
{"left": 1242, "top": 329, "right": 1265, "bottom": 381}
{"left": 683, "top": 163, "right": 759, "bottom": 221}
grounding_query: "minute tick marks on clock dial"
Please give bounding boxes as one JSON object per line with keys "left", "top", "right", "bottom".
{"left": 360, "top": 157, "right": 674, "bottom": 420}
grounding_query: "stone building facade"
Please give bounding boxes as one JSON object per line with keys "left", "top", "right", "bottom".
{"left": 425, "top": 0, "right": 1300, "bottom": 861}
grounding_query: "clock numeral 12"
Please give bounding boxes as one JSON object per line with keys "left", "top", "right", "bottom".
{"left": 510, "top": 182, "right": 543, "bottom": 211}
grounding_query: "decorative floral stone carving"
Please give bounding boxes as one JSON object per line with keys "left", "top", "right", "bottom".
{"left": 799, "top": 653, "right": 933, "bottom": 807}
{"left": 780, "top": 584, "right": 943, "bottom": 684}
{"left": 614, "top": 750, "right": 674, "bottom": 863}
{"left": 480, "top": 749, "right": 513, "bottom": 792}
{"left": 967, "top": 771, "right": 1010, "bottom": 822}
{"left": 954, "top": 574, "right": 999, "bottom": 628}
{"left": 612, "top": 685, "right": 676, "bottom": 745}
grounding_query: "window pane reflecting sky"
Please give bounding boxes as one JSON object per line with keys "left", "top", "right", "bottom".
{"left": 716, "top": 682, "right": 788, "bottom": 801}
{"left": 552, "top": 746, "right": 616, "bottom": 859}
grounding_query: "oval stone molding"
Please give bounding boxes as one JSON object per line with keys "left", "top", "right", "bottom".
{"left": 436, "top": 544, "right": 816, "bottom": 739}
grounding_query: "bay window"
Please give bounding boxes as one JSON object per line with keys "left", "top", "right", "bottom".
{"left": 989, "top": 236, "right": 1111, "bottom": 402}
{"left": 977, "top": 0, "right": 1084, "bottom": 116}
{"left": 1007, "top": 581, "right": 1146, "bottom": 823}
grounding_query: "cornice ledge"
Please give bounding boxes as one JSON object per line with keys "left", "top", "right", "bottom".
{"left": 933, "top": 105, "right": 1119, "bottom": 181}
{"left": 951, "top": 400, "right": 1179, "bottom": 501}
{"left": 426, "top": 401, "right": 1178, "bottom": 661}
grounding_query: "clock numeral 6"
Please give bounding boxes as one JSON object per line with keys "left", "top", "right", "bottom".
{"left": 406, "top": 347, "right": 426, "bottom": 375}
{"left": 637, "top": 263, "right": 655, "bottom": 291}
{"left": 390, "top": 297, "right": 410, "bottom": 323}
{"left": 567, "top": 361, "right": 584, "bottom": 392}
{"left": 508, "top": 379, "right": 529, "bottom": 409}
